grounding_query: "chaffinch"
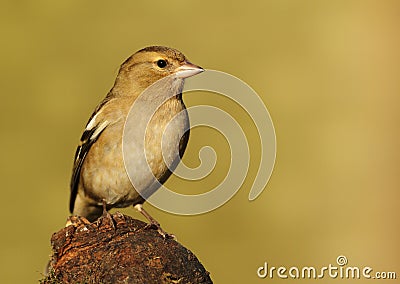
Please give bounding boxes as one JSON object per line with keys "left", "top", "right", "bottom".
{"left": 69, "top": 46, "right": 203, "bottom": 236}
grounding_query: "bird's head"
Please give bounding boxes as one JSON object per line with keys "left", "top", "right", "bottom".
{"left": 113, "top": 46, "right": 203, "bottom": 97}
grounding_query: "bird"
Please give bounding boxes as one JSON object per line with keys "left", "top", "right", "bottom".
{"left": 69, "top": 46, "right": 204, "bottom": 236}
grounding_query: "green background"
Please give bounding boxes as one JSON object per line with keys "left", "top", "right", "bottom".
{"left": 1, "top": 1, "right": 399, "bottom": 283}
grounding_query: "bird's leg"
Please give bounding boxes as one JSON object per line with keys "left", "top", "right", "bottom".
{"left": 102, "top": 199, "right": 115, "bottom": 229}
{"left": 102, "top": 199, "right": 108, "bottom": 215}
{"left": 134, "top": 204, "right": 174, "bottom": 239}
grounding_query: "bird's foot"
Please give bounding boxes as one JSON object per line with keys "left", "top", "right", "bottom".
{"left": 101, "top": 199, "right": 115, "bottom": 230}
{"left": 144, "top": 222, "right": 175, "bottom": 239}
{"left": 134, "top": 204, "right": 175, "bottom": 239}
{"left": 65, "top": 215, "right": 91, "bottom": 227}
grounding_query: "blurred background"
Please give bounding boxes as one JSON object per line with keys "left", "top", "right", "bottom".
{"left": 1, "top": 0, "right": 399, "bottom": 283}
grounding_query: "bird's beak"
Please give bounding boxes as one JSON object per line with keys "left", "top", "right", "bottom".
{"left": 175, "top": 62, "right": 204, "bottom": 78}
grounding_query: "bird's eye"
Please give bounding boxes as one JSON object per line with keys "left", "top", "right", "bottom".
{"left": 156, "top": 59, "right": 167, "bottom": 68}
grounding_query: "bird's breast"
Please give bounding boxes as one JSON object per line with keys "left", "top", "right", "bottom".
{"left": 123, "top": 98, "right": 189, "bottom": 196}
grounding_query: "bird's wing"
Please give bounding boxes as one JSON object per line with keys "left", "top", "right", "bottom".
{"left": 179, "top": 128, "right": 190, "bottom": 159}
{"left": 69, "top": 98, "right": 111, "bottom": 213}
{"left": 157, "top": 128, "right": 190, "bottom": 186}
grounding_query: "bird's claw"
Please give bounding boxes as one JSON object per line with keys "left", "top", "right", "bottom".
{"left": 144, "top": 223, "right": 175, "bottom": 239}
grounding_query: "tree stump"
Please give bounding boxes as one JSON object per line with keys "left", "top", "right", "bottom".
{"left": 42, "top": 212, "right": 212, "bottom": 284}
